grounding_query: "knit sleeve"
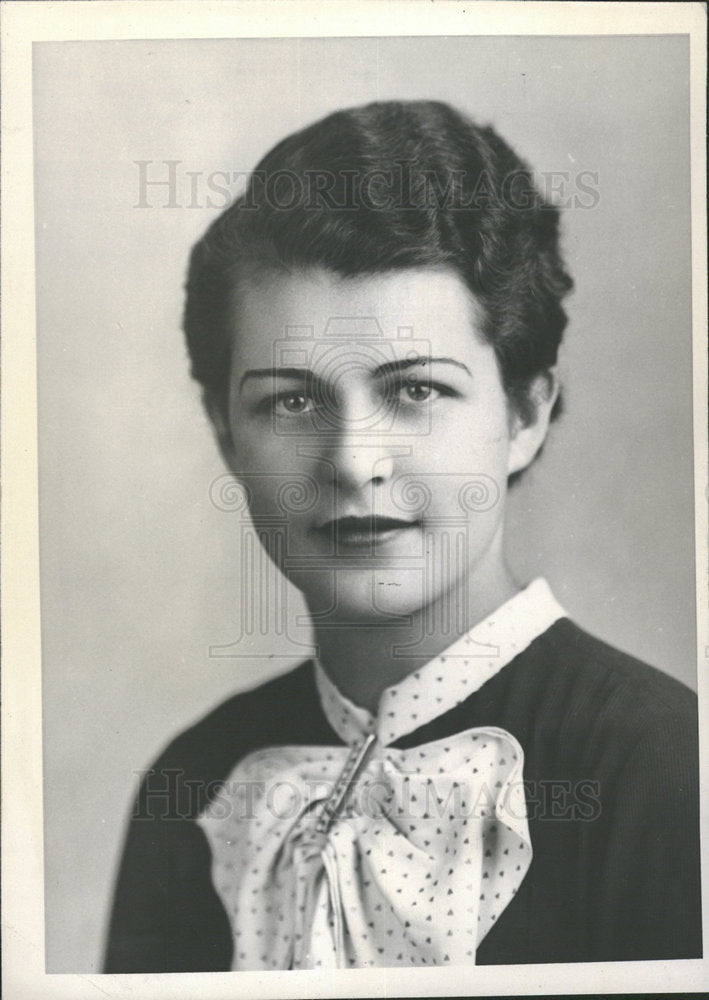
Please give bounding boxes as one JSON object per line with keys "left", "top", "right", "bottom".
{"left": 103, "top": 765, "right": 233, "bottom": 972}
{"left": 103, "top": 663, "right": 327, "bottom": 972}
{"left": 589, "top": 713, "right": 702, "bottom": 960}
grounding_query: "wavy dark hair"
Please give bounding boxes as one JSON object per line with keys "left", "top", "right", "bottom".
{"left": 184, "top": 100, "right": 573, "bottom": 426}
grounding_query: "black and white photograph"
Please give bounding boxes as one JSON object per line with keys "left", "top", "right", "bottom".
{"left": 2, "top": 2, "right": 707, "bottom": 998}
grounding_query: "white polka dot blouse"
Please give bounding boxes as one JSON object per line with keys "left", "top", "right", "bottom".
{"left": 197, "top": 578, "right": 566, "bottom": 969}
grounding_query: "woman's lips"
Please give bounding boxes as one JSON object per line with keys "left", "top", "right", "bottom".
{"left": 312, "top": 516, "right": 419, "bottom": 548}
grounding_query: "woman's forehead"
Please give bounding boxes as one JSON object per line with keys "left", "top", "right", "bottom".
{"left": 231, "top": 266, "right": 487, "bottom": 365}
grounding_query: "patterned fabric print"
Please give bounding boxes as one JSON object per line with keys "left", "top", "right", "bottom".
{"left": 197, "top": 579, "right": 564, "bottom": 969}
{"left": 197, "top": 728, "right": 531, "bottom": 969}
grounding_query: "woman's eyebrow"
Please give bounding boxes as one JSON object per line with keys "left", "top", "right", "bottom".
{"left": 375, "top": 357, "right": 472, "bottom": 378}
{"left": 239, "top": 367, "right": 314, "bottom": 391}
{"left": 238, "top": 357, "right": 472, "bottom": 392}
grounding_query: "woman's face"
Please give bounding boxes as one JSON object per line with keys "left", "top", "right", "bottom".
{"left": 219, "top": 267, "right": 546, "bottom": 624}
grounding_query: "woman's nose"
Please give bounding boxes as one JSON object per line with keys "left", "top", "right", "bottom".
{"left": 324, "top": 432, "right": 395, "bottom": 491}
{"left": 301, "top": 382, "right": 395, "bottom": 491}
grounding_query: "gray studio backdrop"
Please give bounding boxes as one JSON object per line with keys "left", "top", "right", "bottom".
{"left": 34, "top": 35, "right": 694, "bottom": 972}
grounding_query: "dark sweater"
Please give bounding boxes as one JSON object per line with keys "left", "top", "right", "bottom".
{"left": 103, "top": 619, "right": 702, "bottom": 972}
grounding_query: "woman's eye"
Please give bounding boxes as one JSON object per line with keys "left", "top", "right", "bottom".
{"left": 400, "top": 380, "right": 438, "bottom": 403}
{"left": 273, "top": 392, "right": 314, "bottom": 415}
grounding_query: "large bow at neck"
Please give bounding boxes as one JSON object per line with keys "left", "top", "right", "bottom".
{"left": 197, "top": 726, "right": 532, "bottom": 969}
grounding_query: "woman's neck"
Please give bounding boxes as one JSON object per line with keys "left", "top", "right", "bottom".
{"left": 312, "top": 562, "right": 520, "bottom": 713}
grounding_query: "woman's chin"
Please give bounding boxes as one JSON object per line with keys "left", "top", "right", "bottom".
{"left": 294, "top": 567, "right": 430, "bottom": 625}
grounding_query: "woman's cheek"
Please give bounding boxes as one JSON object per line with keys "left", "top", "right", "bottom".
{"left": 233, "top": 429, "right": 288, "bottom": 473}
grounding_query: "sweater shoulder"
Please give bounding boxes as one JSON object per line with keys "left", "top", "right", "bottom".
{"left": 145, "top": 661, "right": 319, "bottom": 789}
{"left": 545, "top": 618, "right": 697, "bottom": 723}
{"left": 506, "top": 619, "right": 700, "bottom": 772}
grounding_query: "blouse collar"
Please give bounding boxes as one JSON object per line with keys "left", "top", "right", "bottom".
{"left": 315, "top": 577, "right": 565, "bottom": 747}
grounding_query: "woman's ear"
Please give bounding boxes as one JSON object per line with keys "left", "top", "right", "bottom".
{"left": 506, "top": 370, "right": 559, "bottom": 477}
{"left": 204, "top": 393, "right": 238, "bottom": 474}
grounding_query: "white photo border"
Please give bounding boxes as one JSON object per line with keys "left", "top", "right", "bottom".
{"left": 2, "top": 2, "right": 707, "bottom": 998}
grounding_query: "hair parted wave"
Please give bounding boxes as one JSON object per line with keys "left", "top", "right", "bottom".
{"left": 183, "top": 100, "right": 573, "bottom": 426}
